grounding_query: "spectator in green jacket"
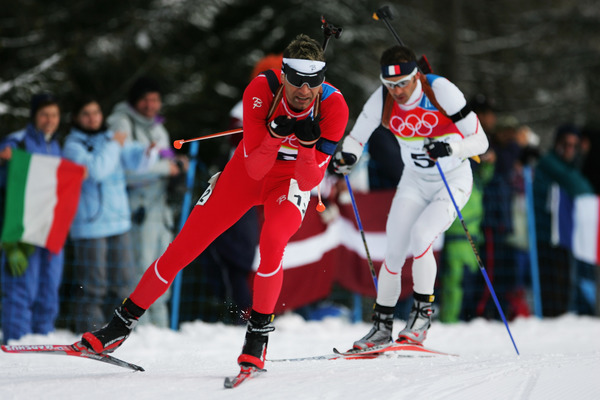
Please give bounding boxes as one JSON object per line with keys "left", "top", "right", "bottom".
{"left": 439, "top": 154, "right": 494, "bottom": 323}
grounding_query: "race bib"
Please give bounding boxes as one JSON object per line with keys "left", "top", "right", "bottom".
{"left": 286, "top": 178, "right": 309, "bottom": 218}
{"left": 197, "top": 172, "right": 221, "bottom": 205}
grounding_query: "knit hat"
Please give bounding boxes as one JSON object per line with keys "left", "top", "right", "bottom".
{"left": 30, "top": 92, "right": 59, "bottom": 120}
{"left": 127, "top": 77, "right": 161, "bottom": 106}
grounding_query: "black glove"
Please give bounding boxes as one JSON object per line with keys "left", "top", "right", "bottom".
{"left": 268, "top": 116, "right": 296, "bottom": 138}
{"left": 294, "top": 116, "right": 321, "bottom": 147}
{"left": 331, "top": 151, "right": 358, "bottom": 175}
{"left": 424, "top": 140, "right": 452, "bottom": 159}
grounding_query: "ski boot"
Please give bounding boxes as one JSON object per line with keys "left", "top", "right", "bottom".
{"left": 396, "top": 293, "right": 434, "bottom": 345}
{"left": 353, "top": 304, "right": 394, "bottom": 350}
{"left": 81, "top": 298, "right": 145, "bottom": 354}
{"left": 237, "top": 310, "right": 275, "bottom": 370}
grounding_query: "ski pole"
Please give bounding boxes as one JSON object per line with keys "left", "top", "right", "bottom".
{"left": 523, "top": 164, "right": 542, "bottom": 317}
{"left": 344, "top": 175, "right": 378, "bottom": 291}
{"left": 435, "top": 160, "right": 520, "bottom": 355}
{"left": 373, "top": 5, "right": 404, "bottom": 46}
{"left": 170, "top": 140, "right": 200, "bottom": 330}
{"left": 173, "top": 128, "right": 243, "bottom": 149}
{"left": 321, "top": 15, "right": 343, "bottom": 52}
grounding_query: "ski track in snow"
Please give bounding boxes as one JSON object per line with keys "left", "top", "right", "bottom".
{"left": 1, "top": 313, "right": 599, "bottom": 400}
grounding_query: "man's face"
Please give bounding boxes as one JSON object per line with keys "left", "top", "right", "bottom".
{"left": 35, "top": 104, "right": 60, "bottom": 135}
{"left": 134, "top": 92, "right": 162, "bottom": 119}
{"left": 383, "top": 73, "right": 419, "bottom": 105}
{"left": 556, "top": 133, "right": 580, "bottom": 163}
{"left": 282, "top": 76, "right": 321, "bottom": 112}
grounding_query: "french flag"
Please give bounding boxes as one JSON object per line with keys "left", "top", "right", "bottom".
{"left": 386, "top": 65, "right": 402, "bottom": 76}
{"left": 573, "top": 194, "right": 600, "bottom": 265}
{"left": 551, "top": 185, "right": 600, "bottom": 266}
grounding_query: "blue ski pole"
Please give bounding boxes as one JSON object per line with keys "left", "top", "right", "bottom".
{"left": 435, "top": 161, "right": 520, "bottom": 355}
{"left": 344, "top": 175, "right": 378, "bottom": 291}
{"left": 523, "top": 165, "right": 542, "bottom": 317}
{"left": 170, "top": 141, "right": 199, "bottom": 330}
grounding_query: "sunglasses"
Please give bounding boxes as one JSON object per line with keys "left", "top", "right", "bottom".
{"left": 379, "top": 67, "right": 418, "bottom": 89}
{"left": 283, "top": 64, "right": 326, "bottom": 89}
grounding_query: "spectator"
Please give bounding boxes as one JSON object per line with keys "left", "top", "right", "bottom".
{"left": 62, "top": 97, "right": 150, "bottom": 333}
{"left": 479, "top": 115, "right": 522, "bottom": 318}
{"left": 0, "top": 93, "right": 64, "bottom": 343}
{"left": 505, "top": 124, "right": 540, "bottom": 318}
{"left": 579, "top": 123, "right": 600, "bottom": 316}
{"left": 533, "top": 123, "right": 594, "bottom": 316}
{"left": 439, "top": 94, "right": 498, "bottom": 322}
{"left": 581, "top": 123, "right": 600, "bottom": 194}
{"left": 106, "top": 77, "right": 188, "bottom": 327}
{"left": 439, "top": 155, "right": 495, "bottom": 322}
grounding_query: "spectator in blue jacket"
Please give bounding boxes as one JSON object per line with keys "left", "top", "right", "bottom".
{"left": 62, "top": 97, "right": 150, "bottom": 332}
{"left": 0, "top": 93, "right": 64, "bottom": 344}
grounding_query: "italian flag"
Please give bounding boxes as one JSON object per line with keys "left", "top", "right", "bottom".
{"left": 1, "top": 149, "right": 85, "bottom": 253}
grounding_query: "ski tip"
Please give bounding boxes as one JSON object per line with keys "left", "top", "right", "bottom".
{"left": 223, "top": 377, "right": 234, "bottom": 389}
{"left": 224, "top": 365, "right": 265, "bottom": 388}
{"left": 333, "top": 347, "right": 359, "bottom": 355}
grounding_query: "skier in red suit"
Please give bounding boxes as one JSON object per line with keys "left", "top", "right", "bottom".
{"left": 81, "top": 34, "right": 349, "bottom": 372}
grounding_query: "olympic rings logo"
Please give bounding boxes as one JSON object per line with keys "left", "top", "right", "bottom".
{"left": 389, "top": 112, "right": 439, "bottom": 137}
{"left": 282, "top": 136, "right": 299, "bottom": 147}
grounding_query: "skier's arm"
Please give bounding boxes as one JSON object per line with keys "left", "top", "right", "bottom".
{"left": 433, "top": 78, "right": 489, "bottom": 159}
{"left": 241, "top": 77, "right": 284, "bottom": 180}
{"left": 295, "top": 91, "right": 349, "bottom": 190}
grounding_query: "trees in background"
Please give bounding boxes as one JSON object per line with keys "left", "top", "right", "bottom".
{"left": 1, "top": 0, "right": 599, "bottom": 150}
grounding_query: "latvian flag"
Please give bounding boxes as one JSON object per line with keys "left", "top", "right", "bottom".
{"left": 1, "top": 149, "right": 85, "bottom": 253}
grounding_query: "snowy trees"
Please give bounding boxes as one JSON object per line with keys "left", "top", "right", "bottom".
{"left": 1, "top": 0, "right": 599, "bottom": 149}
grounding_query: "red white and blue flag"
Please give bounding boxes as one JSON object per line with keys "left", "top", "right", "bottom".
{"left": 551, "top": 185, "right": 600, "bottom": 266}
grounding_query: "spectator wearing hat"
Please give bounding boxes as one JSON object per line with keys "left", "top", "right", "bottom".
{"left": 0, "top": 93, "right": 65, "bottom": 343}
{"left": 533, "top": 123, "right": 594, "bottom": 316}
{"left": 106, "top": 77, "right": 188, "bottom": 327}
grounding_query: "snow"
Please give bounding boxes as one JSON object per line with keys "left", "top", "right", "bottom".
{"left": 1, "top": 313, "right": 599, "bottom": 400}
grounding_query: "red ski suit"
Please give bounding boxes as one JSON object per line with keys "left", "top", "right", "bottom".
{"left": 130, "top": 70, "right": 348, "bottom": 314}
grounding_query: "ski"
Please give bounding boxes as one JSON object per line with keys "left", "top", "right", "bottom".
{"left": 333, "top": 342, "right": 458, "bottom": 357}
{"left": 269, "top": 342, "right": 456, "bottom": 362}
{"left": 269, "top": 353, "right": 339, "bottom": 362}
{"left": 1, "top": 341, "right": 145, "bottom": 372}
{"left": 224, "top": 365, "right": 266, "bottom": 388}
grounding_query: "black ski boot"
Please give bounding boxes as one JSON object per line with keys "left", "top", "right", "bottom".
{"left": 81, "top": 298, "right": 145, "bottom": 354}
{"left": 237, "top": 310, "right": 275, "bottom": 369}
